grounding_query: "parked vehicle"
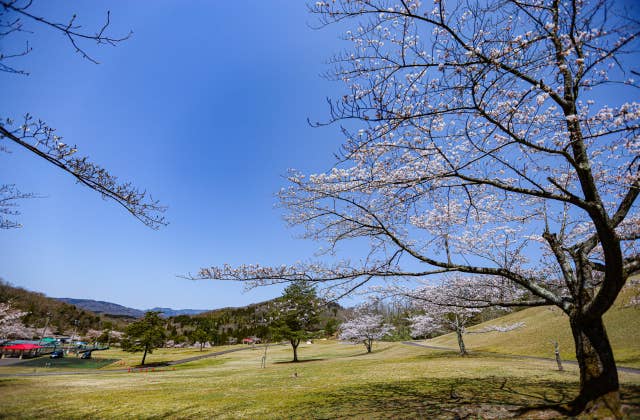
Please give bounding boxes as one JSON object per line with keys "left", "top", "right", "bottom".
{"left": 50, "top": 350, "right": 64, "bottom": 359}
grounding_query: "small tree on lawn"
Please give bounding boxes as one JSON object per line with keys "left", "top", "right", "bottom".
{"left": 270, "top": 282, "right": 320, "bottom": 362}
{"left": 339, "top": 311, "right": 393, "bottom": 353}
{"left": 121, "top": 312, "right": 166, "bottom": 365}
{"left": 189, "top": 328, "right": 209, "bottom": 351}
{"left": 408, "top": 276, "right": 523, "bottom": 355}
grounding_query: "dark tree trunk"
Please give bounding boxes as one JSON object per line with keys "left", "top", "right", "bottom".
{"left": 291, "top": 339, "right": 299, "bottom": 362}
{"left": 141, "top": 346, "right": 148, "bottom": 366}
{"left": 365, "top": 339, "right": 372, "bottom": 353}
{"left": 456, "top": 328, "right": 467, "bottom": 356}
{"left": 568, "top": 316, "right": 621, "bottom": 417}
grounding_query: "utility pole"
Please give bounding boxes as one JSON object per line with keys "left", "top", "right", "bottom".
{"left": 38, "top": 312, "right": 51, "bottom": 345}
{"left": 70, "top": 319, "right": 80, "bottom": 356}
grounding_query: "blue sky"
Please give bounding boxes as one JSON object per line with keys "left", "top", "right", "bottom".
{"left": 0, "top": 1, "right": 352, "bottom": 309}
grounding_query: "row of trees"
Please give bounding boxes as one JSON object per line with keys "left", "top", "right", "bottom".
{"left": 119, "top": 283, "right": 400, "bottom": 364}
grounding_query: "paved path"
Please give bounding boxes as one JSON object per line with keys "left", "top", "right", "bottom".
{"left": 402, "top": 341, "right": 640, "bottom": 375}
{"left": 0, "top": 345, "right": 259, "bottom": 377}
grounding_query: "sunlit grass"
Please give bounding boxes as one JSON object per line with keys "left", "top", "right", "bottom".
{"left": 1, "top": 341, "right": 639, "bottom": 419}
{"left": 424, "top": 283, "right": 640, "bottom": 368}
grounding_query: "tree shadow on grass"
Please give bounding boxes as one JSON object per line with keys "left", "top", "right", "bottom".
{"left": 273, "top": 358, "right": 326, "bottom": 365}
{"left": 291, "top": 376, "right": 640, "bottom": 419}
{"left": 133, "top": 361, "right": 170, "bottom": 368}
{"left": 342, "top": 346, "right": 392, "bottom": 358}
{"left": 15, "top": 357, "right": 120, "bottom": 369}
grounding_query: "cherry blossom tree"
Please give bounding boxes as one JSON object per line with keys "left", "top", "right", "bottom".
{"left": 407, "top": 276, "right": 524, "bottom": 355}
{"left": 0, "top": 1, "right": 166, "bottom": 229}
{"left": 339, "top": 311, "right": 394, "bottom": 353}
{"left": 194, "top": 0, "right": 639, "bottom": 414}
{"left": 0, "top": 301, "right": 27, "bottom": 340}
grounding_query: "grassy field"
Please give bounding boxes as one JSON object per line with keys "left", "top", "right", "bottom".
{"left": 1, "top": 285, "right": 639, "bottom": 418}
{"left": 1, "top": 340, "right": 639, "bottom": 419}
{"left": 0, "top": 345, "right": 241, "bottom": 375}
{"left": 424, "top": 284, "right": 640, "bottom": 368}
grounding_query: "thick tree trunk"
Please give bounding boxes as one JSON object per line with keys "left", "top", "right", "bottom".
{"left": 291, "top": 339, "right": 299, "bottom": 362}
{"left": 568, "top": 316, "right": 621, "bottom": 417}
{"left": 456, "top": 328, "right": 467, "bottom": 356}
{"left": 141, "top": 346, "right": 148, "bottom": 365}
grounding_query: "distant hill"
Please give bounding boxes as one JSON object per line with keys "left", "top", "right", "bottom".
{"left": 147, "top": 307, "right": 209, "bottom": 317}
{"left": 56, "top": 298, "right": 145, "bottom": 318}
{"left": 0, "top": 280, "right": 127, "bottom": 336}
{"left": 56, "top": 298, "right": 209, "bottom": 318}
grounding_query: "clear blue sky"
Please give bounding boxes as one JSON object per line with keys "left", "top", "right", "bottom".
{"left": 0, "top": 1, "right": 352, "bottom": 309}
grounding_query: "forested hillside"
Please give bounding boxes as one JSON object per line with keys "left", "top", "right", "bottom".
{"left": 166, "top": 299, "right": 347, "bottom": 345}
{"left": 0, "top": 280, "right": 127, "bottom": 336}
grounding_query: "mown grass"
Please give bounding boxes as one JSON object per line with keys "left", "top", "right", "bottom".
{"left": 0, "top": 344, "right": 241, "bottom": 374}
{"left": 1, "top": 341, "right": 639, "bottom": 419}
{"left": 425, "top": 283, "right": 640, "bottom": 368}
{"left": 11, "top": 357, "right": 119, "bottom": 370}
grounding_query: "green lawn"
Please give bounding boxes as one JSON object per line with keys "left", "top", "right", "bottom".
{"left": 10, "top": 357, "right": 119, "bottom": 370}
{"left": 0, "top": 344, "right": 242, "bottom": 375}
{"left": 1, "top": 341, "right": 639, "bottom": 419}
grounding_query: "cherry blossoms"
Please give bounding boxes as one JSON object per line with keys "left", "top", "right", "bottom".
{"left": 408, "top": 276, "right": 522, "bottom": 355}
{"left": 0, "top": 116, "right": 167, "bottom": 229}
{"left": 339, "top": 312, "right": 394, "bottom": 353}
{"left": 0, "top": 301, "right": 27, "bottom": 340}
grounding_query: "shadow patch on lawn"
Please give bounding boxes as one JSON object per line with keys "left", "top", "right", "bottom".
{"left": 273, "top": 358, "right": 326, "bottom": 365}
{"left": 291, "top": 376, "right": 640, "bottom": 419}
{"left": 13, "top": 357, "right": 120, "bottom": 369}
{"left": 410, "top": 351, "right": 474, "bottom": 361}
{"left": 133, "top": 361, "right": 171, "bottom": 368}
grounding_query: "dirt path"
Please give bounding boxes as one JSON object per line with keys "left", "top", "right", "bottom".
{"left": 402, "top": 341, "right": 640, "bottom": 374}
{"left": 0, "top": 345, "right": 258, "bottom": 377}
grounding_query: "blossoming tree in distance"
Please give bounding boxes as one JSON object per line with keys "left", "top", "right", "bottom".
{"left": 194, "top": 0, "right": 639, "bottom": 415}
{"left": 339, "top": 311, "right": 394, "bottom": 353}
{"left": 0, "top": 301, "right": 27, "bottom": 340}
{"left": 407, "top": 276, "right": 524, "bottom": 355}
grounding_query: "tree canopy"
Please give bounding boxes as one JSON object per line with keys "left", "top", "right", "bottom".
{"left": 339, "top": 311, "right": 393, "bottom": 353}
{"left": 270, "top": 282, "right": 321, "bottom": 362}
{"left": 121, "top": 311, "right": 166, "bottom": 365}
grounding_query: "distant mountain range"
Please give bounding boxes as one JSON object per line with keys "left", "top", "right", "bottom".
{"left": 55, "top": 298, "right": 209, "bottom": 318}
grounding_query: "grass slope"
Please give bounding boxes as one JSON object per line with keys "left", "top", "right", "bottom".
{"left": 1, "top": 341, "right": 639, "bottom": 419}
{"left": 424, "top": 283, "right": 640, "bottom": 367}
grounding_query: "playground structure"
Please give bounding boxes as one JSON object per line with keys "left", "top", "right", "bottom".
{"left": 0, "top": 339, "right": 109, "bottom": 360}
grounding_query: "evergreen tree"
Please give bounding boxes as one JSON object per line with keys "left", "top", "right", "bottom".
{"left": 121, "top": 312, "right": 166, "bottom": 365}
{"left": 270, "top": 282, "right": 320, "bottom": 362}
